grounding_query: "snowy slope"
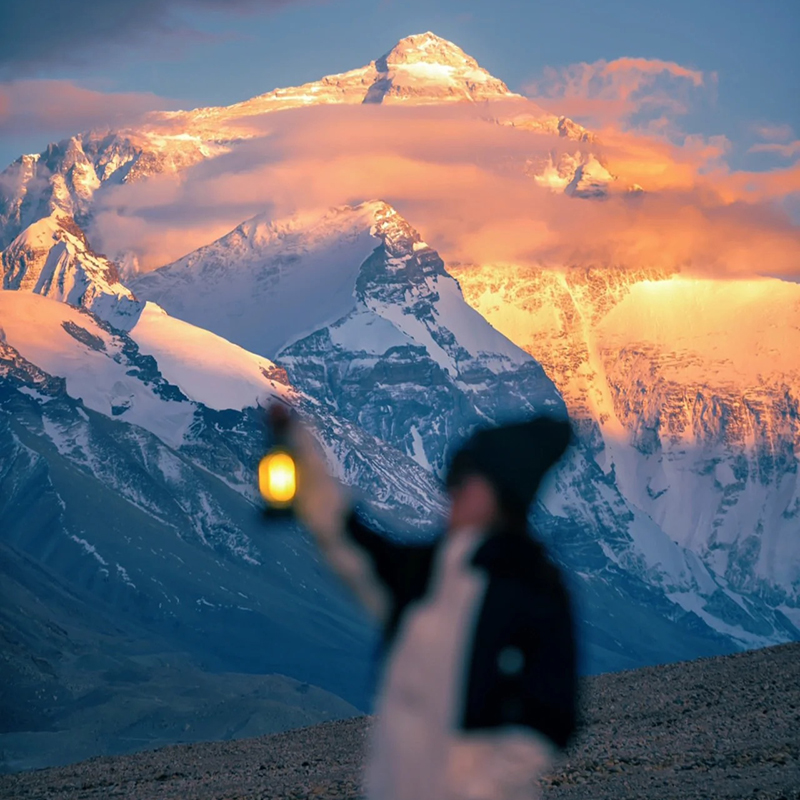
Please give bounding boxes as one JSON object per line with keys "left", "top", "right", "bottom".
{"left": 0, "top": 291, "right": 194, "bottom": 446}
{"left": 130, "top": 301, "right": 294, "bottom": 411}
{"left": 0, "top": 289, "right": 444, "bottom": 518}
{"left": 131, "top": 202, "right": 532, "bottom": 369}
{"left": 454, "top": 266, "right": 800, "bottom": 615}
{"left": 597, "top": 278, "right": 800, "bottom": 601}
{"left": 131, "top": 201, "right": 561, "bottom": 472}
{"left": 130, "top": 204, "right": 383, "bottom": 357}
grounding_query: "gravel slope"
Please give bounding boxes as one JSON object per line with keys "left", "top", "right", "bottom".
{"left": 2, "top": 643, "right": 798, "bottom": 800}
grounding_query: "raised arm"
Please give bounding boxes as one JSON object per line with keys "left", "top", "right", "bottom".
{"left": 287, "top": 417, "right": 429, "bottom": 622}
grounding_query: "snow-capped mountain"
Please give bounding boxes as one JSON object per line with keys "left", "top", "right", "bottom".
{"left": 2, "top": 213, "right": 796, "bottom": 771}
{"left": 5, "top": 249, "right": 788, "bottom": 691}
{"left": 153, "top": 31, "right": 595, "bottom": 146}
{"left": 0, "top": 135, "right": 221, "bottom": 249}
{"left": 0, "top": 290, "right": 443, "bottom": 521}
{"left": 0, "top": 32, "right": 605, "bottom": 264}
{"left": 0, "top": 288, "right": 459, "bottom": 764}
{"left": 0, "top": 294, "right": 371, "bottom": 767}
{"left": 454, "top": 264, "right": 800, "bottom": 625}
{"left": 0, "top": 284, "right": 767, "bottom": 772}
{"left": 129, "top": 201, "right": 796, "bottom": 655}
{"left": 0, "top": 31, "right": 612, "bottom": 361}
{"left": 529, "top": 152, "right": 617, "bottom": 197}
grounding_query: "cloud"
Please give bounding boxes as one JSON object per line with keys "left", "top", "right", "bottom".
{"left": 88, "top": 101, "right": 800, "bottom": 279}
{"left": 525, "top": 57, "right": 710, "bottom": 131}
{"left": 0, "top": 80, "right": 173, "bottom": 137}
{"left": 753, "top": 123, "right": 794, "bottom": 143}
{"left": 713, "top": 162, "right": 800, "bottom": 204}
{"left": 749, "top": 141, "right": 800, "bottom": 159}
{"left": 0, "top": 0, "right": 315, "bottom": 77}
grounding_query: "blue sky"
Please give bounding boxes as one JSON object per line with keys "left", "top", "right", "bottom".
{"left": 1, "top": 0, "right": 798, "bottom": 169}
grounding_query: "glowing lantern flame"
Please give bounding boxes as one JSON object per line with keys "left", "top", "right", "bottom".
{"left": 259, "top": 451, "right": 297, "bottom": 507}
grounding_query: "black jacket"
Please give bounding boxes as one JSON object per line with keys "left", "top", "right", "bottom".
{"left": 347, "top": 510, "right": 578, "bottom": 751}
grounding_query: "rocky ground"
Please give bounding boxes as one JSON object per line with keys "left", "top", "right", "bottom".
{"left": 2, "top": 642, "right": 798, "bottom": 800}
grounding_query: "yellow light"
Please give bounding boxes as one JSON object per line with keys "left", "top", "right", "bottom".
{"left": 258, "top": 451, "right": 297, "bottom": 506}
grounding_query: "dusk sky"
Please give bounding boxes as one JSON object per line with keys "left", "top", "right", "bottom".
{"left": 1, "top": 0, "right": 798, "bottom": 172}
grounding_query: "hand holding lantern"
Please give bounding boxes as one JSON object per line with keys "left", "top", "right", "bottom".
{"left": 259, "top": 404, "right": 298, "bottom": 516}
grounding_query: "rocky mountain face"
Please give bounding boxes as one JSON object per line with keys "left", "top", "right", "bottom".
{"left": 0, "top": 133, "right": 221, "bottom": 249}
{"left": 0, "top": 291, "right": 445, "bottom": 528}
{"left": 453, "top": 264, "right": 800, "bottom": 628}
{"left": 1, "top": 212, "right": 141, "bottom": 326}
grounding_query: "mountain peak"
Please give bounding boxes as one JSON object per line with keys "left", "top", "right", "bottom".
{"left": 354, "top": 31, "right": 516, "bottom": 104}
{"left": 379, "top": 32, "right": 478, "bottom": 69}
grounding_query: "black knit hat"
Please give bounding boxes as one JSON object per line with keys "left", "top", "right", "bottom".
{"left": 445, "top": 415, "right": 572, "bottom": 514}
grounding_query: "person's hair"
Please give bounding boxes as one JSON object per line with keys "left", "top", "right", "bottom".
{"left": 445, "top": 415, "right": 572, "bottom": 519}
{"left": 494, "top": 504, "right": 529, "bottom": 536}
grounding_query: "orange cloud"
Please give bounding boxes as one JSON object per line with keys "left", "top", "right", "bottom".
{"left": 713, "top": 162, "right": 800, "bottom": 203}
{"left": 748, "top": 123, "right": 799, "bottom": 159}
{"left": 0, "top": 80, "right": 173, "bottom": 135}
{"left": 601, "top": 58, "right": 704, "bottom": 85}
{"left": 525, "top": 57, "right": 709, "bottom": 130}
{"left": 89, "top": 101, "right": 800, "bottom": 279}
{"left": 594, "top": 127, "right": 732, "bottom": 191}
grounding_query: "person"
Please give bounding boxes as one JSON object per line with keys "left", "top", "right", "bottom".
{"left": 283, "top": 412, "right": 578, "bottom": 800}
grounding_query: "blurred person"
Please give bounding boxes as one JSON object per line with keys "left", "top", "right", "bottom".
{"left": 280, "top": 411, "right": 577, "bottom": 800}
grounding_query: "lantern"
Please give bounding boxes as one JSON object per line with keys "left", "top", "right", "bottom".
{"left": 259, "top": 449, "right": 297, "bottom": 511}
